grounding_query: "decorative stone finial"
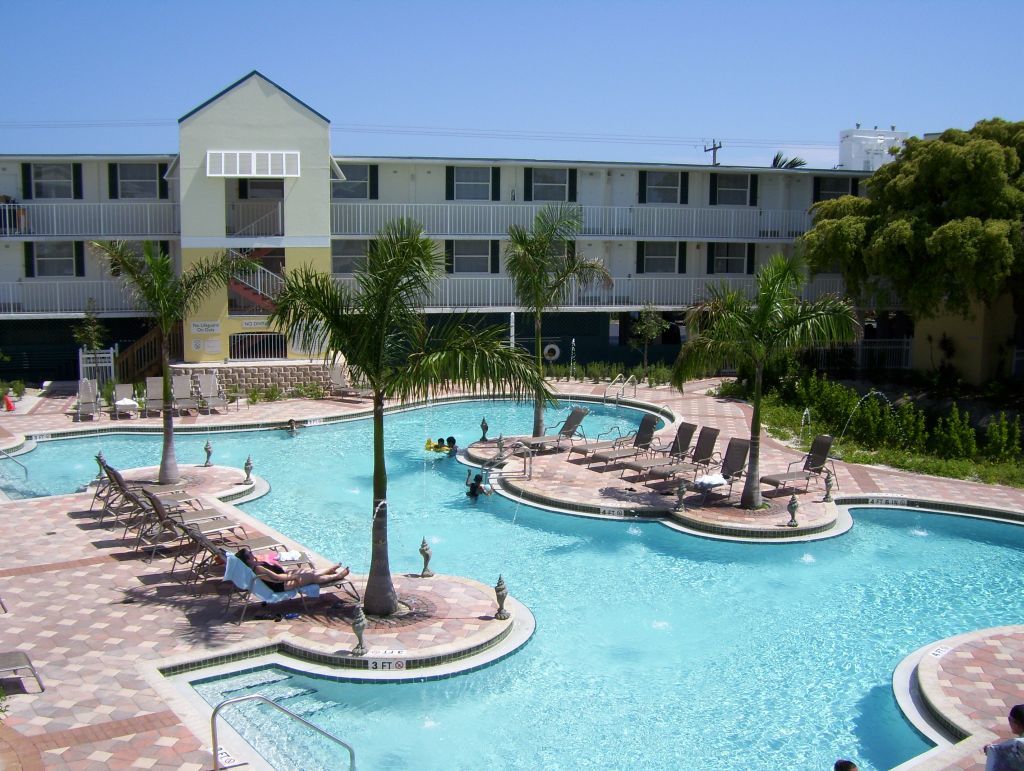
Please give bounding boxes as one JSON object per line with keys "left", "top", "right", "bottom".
{"left": 419, "top": 537, "right": 434, "bottom": 578}
{"left": 823, "top": 469, "right": 833, "bottom": 503}
{"left": 480, "top": 416, "right": 489, "bottom": 442}
{"left": 350, "top": 605, "right": 368, "bottom": 656}
{"left": 243, "top": 455, "right": 253, "bottom": 484}
{"left": 786, "top": 494, "right": 799, "bottom": 527}
{"left": 203, "top": 440, "right": 213, "bottom": 467}
{"left": 494, "top": 575, "right": 510, "bottom": 620}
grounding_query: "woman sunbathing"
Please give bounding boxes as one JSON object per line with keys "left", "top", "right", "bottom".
{"left": 236, "top": 547, "right": 350, "bottom": 592}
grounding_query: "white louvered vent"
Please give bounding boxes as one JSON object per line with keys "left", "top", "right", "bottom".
{"left": 206, "top": 151, "right": 301, "bottom": 178}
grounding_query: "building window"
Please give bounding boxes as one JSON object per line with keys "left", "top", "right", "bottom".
{"left": 332, "top": 240, "right": 368, "bottom": 274}
{"left": 716, "top": 174, "right": 750, "bottom": 206}
{"left": 453, "top": 167, "right": 491, "bottom": 200}
{"left": 117, "top": 163, "right": 159, "bottom": 199}
{"left": 532, "top": 168, "right": 569, "bottom": 201}
{"left": 32, "top": 163, "right": 74, "bottom": 199}
{"left": 452, "top": 240, "right": 490, "bottom": 273}
{"left": 713, "top": 243, "right": 747, "bottom": 274}
{"left": 645, "top": 172, "right": 681, "bottom": 204}
{"left": 814, "top": 177, "right": 855, "bottom": 202}
{"left": 246, "top": 179, "right": 284, "bottom": 199}
{"left": 34, "top": 242, "right": 76, "bottom": 277}
{"left": 643, "top": 242, "right": 679, "bottom": 273}
{"left": 333, "top": 164, "right": 370, "bottom": 199}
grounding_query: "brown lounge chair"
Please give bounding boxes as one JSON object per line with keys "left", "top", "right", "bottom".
{"left": 587, "top": 414, "right": 659, "bottom": 467}
{"left": 620, "top": 421, "right": 697, "bottom": 478}
{"left": 0, "top": 650, "right": 44, "bottom": 692}
{"left": 685, "top": 437, "right": 751, "bottom": 503}
{"left": 505, "top": 406, "right": 590, "bottom": 452}
{"left": 642, "top": 426, "right": 721, "bottom": 482}
{"left": 760, "top": 435, "right": 836, "bottom": 493}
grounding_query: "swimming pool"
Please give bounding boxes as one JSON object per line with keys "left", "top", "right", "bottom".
{"left": 7, "top": 400, "right": 1024, "bottom": 770}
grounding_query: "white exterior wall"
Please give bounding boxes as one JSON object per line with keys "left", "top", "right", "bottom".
{"left": 838, "top": 128, "right": 907, "bottom": 171}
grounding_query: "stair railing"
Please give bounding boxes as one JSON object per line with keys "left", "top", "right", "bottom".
{"left": 602, "top": 374, "right": 625, "bottom": 403}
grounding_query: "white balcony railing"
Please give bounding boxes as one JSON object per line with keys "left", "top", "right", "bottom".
{"left": 227, "top": 202, "right": 283, "bottom": 237}
{"left": 330, "top": 203, "right": 813, "bottom": 240}
{"left": 0, "top": 280, "right": 139, "bottom": 315}
{"left": 330, "top": 274, "right": 847, "bottom": 310}
{"left": 0, "top": 202, "right": 179, "bottom": 238}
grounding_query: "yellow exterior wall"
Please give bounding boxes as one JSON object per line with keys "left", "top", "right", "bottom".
{"left": 910, "top": 294, "right": 1017, "bottom": 384}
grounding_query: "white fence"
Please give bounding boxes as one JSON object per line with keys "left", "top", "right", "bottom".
{"left": 331, "top": 203, "right": 813, "bottom": 241}
{"left": 228, "top": 332, "right": 287, "bottom": 360}
{"left": 79, "top": 346, "right": 117, "bottom": 387}
{"left": 0, "top": 202, "right": 179, "bottom": 237}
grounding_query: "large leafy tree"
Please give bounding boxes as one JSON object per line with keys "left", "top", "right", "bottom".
{"left": 671, "top": 254, "right": 859, "bottom": 509}
{"left": 801, "top": 119, "right": 1024, "bottom": 340}
{"left": 91, "top": 241, "right": 254, "bottom": 484}
{"left": 269, "top": 219, "right": 548, "bottom": 616}
{"left": 506, "top": 204, "right": 611, "bottom": 436}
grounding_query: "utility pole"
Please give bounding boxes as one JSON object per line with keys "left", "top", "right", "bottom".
{"left": 704, "top": 140, "right": 722, "bottom": 166}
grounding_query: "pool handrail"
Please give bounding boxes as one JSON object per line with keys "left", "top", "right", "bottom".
{"left": 210, "top": 694, "right": 356, "bottom": 771}
{"left": 0, "top": 446, "right": 27, "bottom": 479}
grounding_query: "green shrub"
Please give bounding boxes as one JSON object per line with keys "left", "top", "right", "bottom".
{"left": 247, "top": 387, "right": 262, "bottom": 404}
{"left": 292, "top": 381, "right": 325, "bottom": 399}
{"left": 983, "top": 412, "right": 1022, "bottom": 462}
{"left": 100, "top": 379, "right": 116, "bottom": 406}
{"left": 893, "top": 401, "right": 929, "bottom": 453}
{"left": 930, "top": 403, "right": 977, "bottom": 459}
{"left": 7, "top": 380, "right": 25, "bottom": 398}
{"left": 263, "top": 384, "right": 283, "bottom": 402}
{"left": 714, "top": 379, "right": 749, "bottom": 399}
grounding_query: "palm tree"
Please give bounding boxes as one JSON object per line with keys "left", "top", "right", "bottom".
{"left": 91, "top": 241, "right": 254, "bottom": 484}
{"left": 772, "top": 151, "right": 807, "bottom": 169}
{"left": 671, "top": 254, "right": 858, "bottom": 509}
{"left": 505, "top": 203, "right": 611, "bottom": 436}
{"left": 269, "top": 218, "right": 548, "bottom": 616}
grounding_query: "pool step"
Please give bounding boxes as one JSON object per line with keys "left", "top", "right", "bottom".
{"left": 274, "top": 694, "right": 333, "bottom": 721}
{"left": 219, "top": 669, "right": 291, "bottom": 697}
{"left": 269, "top": 686, "right": 319, "bottom": 704}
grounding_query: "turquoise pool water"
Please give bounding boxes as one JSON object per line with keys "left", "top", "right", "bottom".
{"left": 7, "top": 400, "right": 1024, "bottom": 770}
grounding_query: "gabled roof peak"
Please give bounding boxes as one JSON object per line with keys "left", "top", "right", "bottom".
{"left": 179, "top": 71, "right": 329, "bottom": 125}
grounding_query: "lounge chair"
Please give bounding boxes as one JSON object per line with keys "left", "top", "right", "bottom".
{"left": 567, "top": 415, "right": 662, "bottom": 458}
{"left": 111, "top": 383, "right": 139, "bottom": 419}
{"left": 587, "top": 414, "right": 659, "bottom": 467}
{"left": 76, "top": 378, "right": 100, "bottom": 420}
{"left": 144, "top": 376, "right": 169, "bottom": 416}
{"left": 620, "top": 421, "right": 698, "bottom": 478}
{"left": 686, "top": 437, "right": 751, "bottom": 504}
{"left": 329, "top": 364, "right": 369, "bottom": 399}
{"left": 0, "top": 650, "right": 44, "bottom": 692}
{"left": 642, "top": 426, "right": 721, "bottom": 482}
{"left": 197, "top": 373, "right": 229, "bottom": 414}
{"left": 223, "top": 552, "right": 324, "bottom": 624}
{"left": 172, "top": 374, "right": 199, "bottom": 414}
{"left": 506, "top": 406, "right": 590, "bottom": 452}
{"left": 760, "top": 434, "right": 836, "bottom": 493}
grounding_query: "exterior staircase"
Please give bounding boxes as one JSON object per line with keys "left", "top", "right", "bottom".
{"left": 228, "top": 248, "right": 283, "bottom": 315}
{"left": 115, "top": 322, "right": 183, "bottom": 383}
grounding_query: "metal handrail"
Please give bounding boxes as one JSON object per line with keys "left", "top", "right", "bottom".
{"left": 618, "top": 375, "right": 638, "bottom": 401}
{"left": 211, "top": 694, "right": 355, "bottom": 771}
{"left": 485, "top": 440, "right": 533, "bottom": 480}
{"left": 603, "top": 374, "right": 625, "bottom": 403}
{"left": 0, "top": 446, "right": 27, "bottom": 479}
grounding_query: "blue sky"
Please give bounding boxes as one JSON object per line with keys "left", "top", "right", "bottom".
{"left": 3, "top": 0, "right": 1019, "bottom": 168}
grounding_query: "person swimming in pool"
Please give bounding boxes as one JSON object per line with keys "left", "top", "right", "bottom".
{"left": 466, "top": 469, "right": 492, "bottom": 499}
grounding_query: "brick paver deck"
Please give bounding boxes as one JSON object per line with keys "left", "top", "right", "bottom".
{"left": 1, "top": 380, "right": 1023, "bottom": 769}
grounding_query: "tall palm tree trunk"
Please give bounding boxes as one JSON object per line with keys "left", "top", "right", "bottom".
{"left": 157, "top": 332, "right": 180, "bottom": 484}
{"left": 740, "top": 365, "right": 764, "bottom": 509}
{"left": 364, "top": 391, "right": 398, "bottom": 616}
{"left": 532, "top": 312, "right": 544, "bottom": 436}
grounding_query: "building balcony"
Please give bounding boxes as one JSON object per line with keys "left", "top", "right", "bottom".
{"left": 0, "top": 202, "right": 179, "bottom": 239}
{"left": 227, "top": 202, "right": 283, "bottom": 237}
{"left": 0, "top": 280, "right": 140, "bottom": 318}
{"left": 330, "top": 203, "right": 813, "bottom": 241}
{"left": 331, "top": 274, "right": 849, "bottom": 312}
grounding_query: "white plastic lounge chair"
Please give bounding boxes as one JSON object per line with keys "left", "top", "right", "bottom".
{"left": 687, "top": 437, "right": 751, "bottom": 504}
{"left": 507, "top": 407, "right": 590, "bottom": 451}
{"left": 760, "top": 435, "right": 837, "bottom": 493}
{"left": 144, "top": 376, "right": 169, "bottom": 416}
{"left": 111, "top": 383, "right": 139, "bottom": 419}
{"left": 223, "top": 552, "right": 322, "bottom": 624}
{"left": 643, "top": 426, "right": 721, "bottom": 482}
{"left": 621, "top": 421, "right": 698, "bottom": 478}
{"left": 587, "top": 414, "right": 659, "bottom": 467}
{"left": 76, "top": 378, "right": 100, "bottom": 420}
{"left": 172, "top": 374, "right": 199, "bottom": 414}
{"left": 0, "top": 650, "right": 44, "bottom": 692}
{"left": 197, "top": 373, "right": 229, "bottom": 414}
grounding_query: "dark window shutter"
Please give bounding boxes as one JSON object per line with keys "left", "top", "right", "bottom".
{"left": 72, "top": 164, "right": 83, "bottom": 199}
{"left": 746, "top": 243, "right": 756, "bottom": 274}
{"left": 635, "top": 242, "right": 645, "bottom": 274}
{"left": 680, "top": 172, "right": 689, "bottom": 205}
{"left": 677, "top": 242, "right": 687, "bottom": 273}
{"left": 444, "top": 240, "right": 454, "bottom": 274}
{"left": 706, "top": 243, "right": 715, "bottom": 274}
{"left": 108, "top": 164, "right": 119, "bottom": 199}
{"left": 850, "top": 177, "right": 859, "bottom": 197}
{"left": 490, "top": 240, "right": 499, "bottom": 273}
{"left": 812, "top": 177, "right": 822, "bottom": 203}
{"left": 748, "top": 174, "right": 758, "bottom": 207}
{"left": 523, "top": 168, "right": 533, "bottom": 201}
{"left": 491, "top": 167, "right": 500, "bottom": 201}
{"left": 709, "top": 174, "right": 718, "bottom": 206}
{"left": 638, "top": 171, "right": 647, "bottom": 204}
{"left": 369, "top": 165, "right": 379, "bottom": 199}
{"left": 21, "top": 164, "right": 33, "bottom": 199}
{"left": 445, "top": 166, "right": 455, "bottom": 200}
{"left": 74, "top": 242, "right": 85, "bottom": 277}
{"left": 158, "top": 163, "right": 168, "bottom": 199}
{"left": 238, "top": 179, "right": 249, "bottom": 199}
{"left": 159, "top": 240, "right": 170, "bottom": 257}
{"left": 568, "top": 169, "right": 577, "bottom": 202}
{"left": 23, "top": 242, "right": 35, "bottom": 277}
